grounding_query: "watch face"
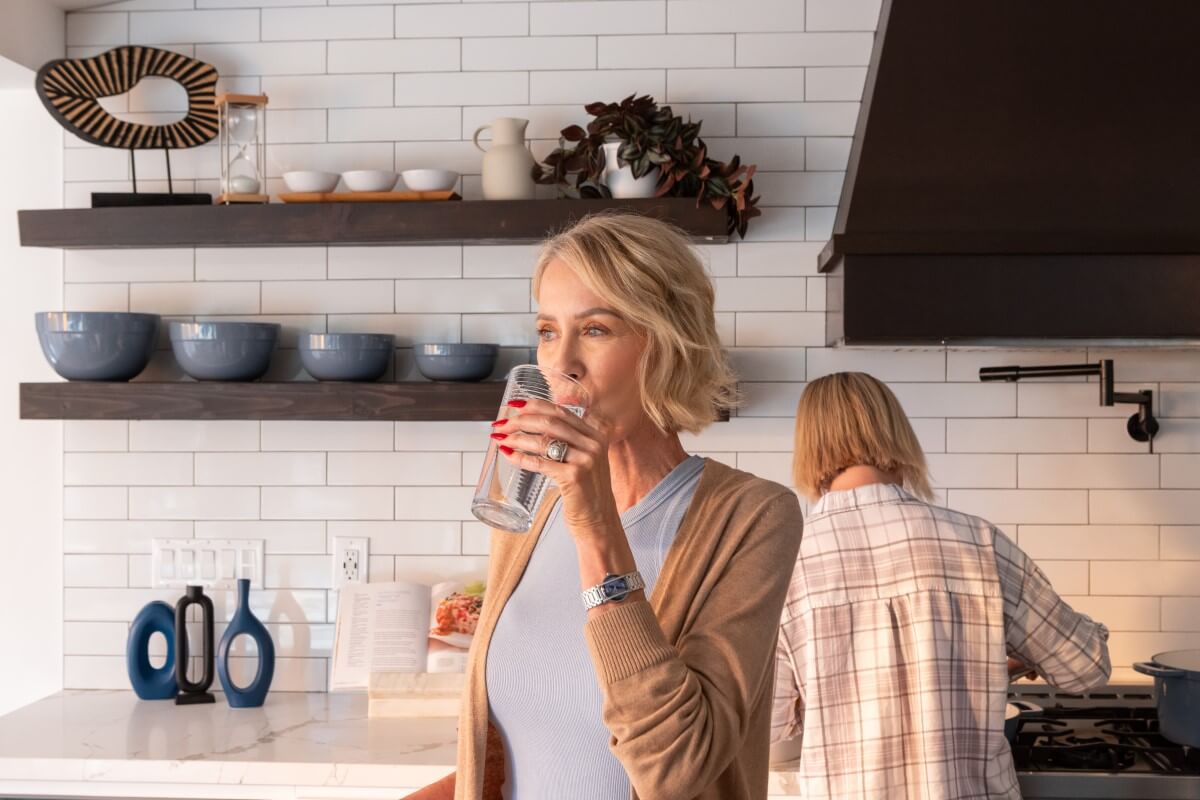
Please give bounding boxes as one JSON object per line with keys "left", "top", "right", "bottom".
{"left": 603, "top": 577, "right": 628, "bottom": 600}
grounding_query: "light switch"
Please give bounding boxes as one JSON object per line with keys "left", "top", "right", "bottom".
{"left": 220, "top": 549, "right": 236, "bottom": 579}
{"left": 200, "top": 549, "right": 216, "bottom": 580}
{"left": 152, "top": 538, "right": 264, "bottom": 589}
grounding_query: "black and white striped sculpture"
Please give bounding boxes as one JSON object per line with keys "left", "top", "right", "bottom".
{"left": 35, "top": 46, "right": 219, "bottom": 205}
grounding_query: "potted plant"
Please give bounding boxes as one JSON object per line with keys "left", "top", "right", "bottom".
{"left": 532, "top": 94, "right": 761, "bottom": 238}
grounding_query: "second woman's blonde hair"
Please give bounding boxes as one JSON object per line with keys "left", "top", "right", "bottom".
{"left": 792, "top": 371, "right": 934, "bottom": 501}
{"left": 533, "top": 211, "right": 738, "bottom": 434}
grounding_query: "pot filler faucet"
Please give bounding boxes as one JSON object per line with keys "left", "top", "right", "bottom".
{"left": 979, "top": 360, "right": 1159, "bottom": 452}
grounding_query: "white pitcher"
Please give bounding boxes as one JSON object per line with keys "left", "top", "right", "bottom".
{"left": 473, "top": 117, "right": 536, "bottom": 200}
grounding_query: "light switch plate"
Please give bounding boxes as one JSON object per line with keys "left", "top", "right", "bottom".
{"left": 152, "top": 538, "right": 264, "bottom": 589}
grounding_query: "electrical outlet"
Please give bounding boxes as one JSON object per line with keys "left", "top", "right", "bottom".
{"left": 332, "top": 536, "right": 368, "bottom": 588}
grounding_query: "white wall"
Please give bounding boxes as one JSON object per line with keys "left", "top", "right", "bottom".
{"left": 46, "top": 0, "right": 1200, "bottom": 693}
{"left": 0, "top": 71, "right": 64, "bottom": 715}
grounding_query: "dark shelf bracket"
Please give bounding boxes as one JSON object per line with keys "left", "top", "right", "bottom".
{"left": 979, "top": 360, "right": 1158, "bottom": 451}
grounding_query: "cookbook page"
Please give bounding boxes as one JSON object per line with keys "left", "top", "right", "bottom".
{"left": 426, "top": 580, "right": 484, "bottom": 674}
{"left": 330, "top": 581, "right": 432, "bottom": 691}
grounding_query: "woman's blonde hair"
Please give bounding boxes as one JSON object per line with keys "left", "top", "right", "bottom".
{"left": 533, "top": 211, "right": 738, "bottom": 434}
{"left": 792, "top": 371, "right": 933, "bottom": 501}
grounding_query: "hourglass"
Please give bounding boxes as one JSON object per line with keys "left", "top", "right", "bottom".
{"left": 216, "top": 93, "right": 269, "bottom": 204}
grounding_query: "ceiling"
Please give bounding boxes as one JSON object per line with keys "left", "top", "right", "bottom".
{"left": 50, "top": 1, "right": 126, "bottom": 9}
{"left": 0, "top": 1, "right": 121, "bottom": 89}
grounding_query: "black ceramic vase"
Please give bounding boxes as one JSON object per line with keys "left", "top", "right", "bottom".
{"left": 174, "top": 585, "right": 216, "bottom": 705}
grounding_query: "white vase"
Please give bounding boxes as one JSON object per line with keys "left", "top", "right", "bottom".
{"left": 603, "top": 142, "right": 660, "bottom": 199}
{"left": 473, "top": 117, "right": 536, "bottom": 200}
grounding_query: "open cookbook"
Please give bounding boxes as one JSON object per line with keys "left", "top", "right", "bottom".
{"left": 329, "top": 579, "right": 484, "bottom": 692}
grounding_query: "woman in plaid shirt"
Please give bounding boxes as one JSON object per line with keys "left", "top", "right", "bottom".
{"left": 772, "top": 372, "right": 1111, "bottom": 799}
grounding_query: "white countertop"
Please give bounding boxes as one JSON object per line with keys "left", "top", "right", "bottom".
{"left": 0, "top": 691, "right": 807, "bottom": 799}
{"left": 0, "top": 690, "right": 458, "bottom": 799}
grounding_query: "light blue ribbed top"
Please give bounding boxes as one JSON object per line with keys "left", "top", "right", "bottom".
{"left": 486, "top": 455, "right": 707, "bottom": 800}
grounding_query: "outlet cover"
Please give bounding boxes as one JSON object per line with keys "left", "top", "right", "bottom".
{"left": 332, "top": 536, "right": 369, "bottom": 589}
{"left": 152, "top": 538, "right": 264, "bottom": 589}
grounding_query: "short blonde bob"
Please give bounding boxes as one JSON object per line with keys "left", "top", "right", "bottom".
{"left": 533, "top": 211, "right": 738, "bottom": 434}
{"left": 792, "top": 371, "right": 934, "bottom": 501}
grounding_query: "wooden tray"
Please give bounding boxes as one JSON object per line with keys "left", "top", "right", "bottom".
{"left": 279, "top": 190, "right": 461, "bottom": 203}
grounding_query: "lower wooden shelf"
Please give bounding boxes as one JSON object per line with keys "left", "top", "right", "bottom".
{"left": 19, "top": 381, "right": 506, "bottom": 421}
{"left": 20, "top": 381, "right": 732, "bottom": 422}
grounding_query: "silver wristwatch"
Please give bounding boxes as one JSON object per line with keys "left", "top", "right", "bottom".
{"left": 581, "top": 571, "right": 645, "bottom": 610}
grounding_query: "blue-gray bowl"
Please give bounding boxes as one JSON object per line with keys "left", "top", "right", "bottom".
{"left": 414, "top": 343, "right": 499, "bottom": 382}
{"left": 35, "top": 311, "right": 159, "bottom": 381}
{"left": 300, "top": 333, "right": 394, "bottom": 382}
{"left": 169, "top": 321, "right": 279, "bottom": 381}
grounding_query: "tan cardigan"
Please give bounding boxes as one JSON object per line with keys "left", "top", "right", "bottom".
{"left": 454, "top": 459, "right": 804, "bottom": 800}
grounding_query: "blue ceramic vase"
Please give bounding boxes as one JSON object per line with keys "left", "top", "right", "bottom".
{"left": 217, "top": 578, "right": 275, "bottom": 708}
{"left": 126, "top": 600, "right": 177, "bottom": 700}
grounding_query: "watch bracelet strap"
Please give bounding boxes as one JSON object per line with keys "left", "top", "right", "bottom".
{"left": 581, "top": 570, "right": 644, "bottom": 610}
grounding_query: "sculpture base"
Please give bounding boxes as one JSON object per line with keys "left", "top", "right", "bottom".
{"left": 174, "top": 691, "right": 216, "bottom": 705}
{"left": 92, "top": 192, "right": 212, "bottom": 208}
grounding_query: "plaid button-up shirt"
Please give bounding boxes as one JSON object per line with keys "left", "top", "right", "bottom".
{"left": 772, "top": 483, "right": 1111, "bottom": 799}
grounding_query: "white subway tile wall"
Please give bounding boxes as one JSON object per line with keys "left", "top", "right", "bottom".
{"left": 58, "top": 0, "right": 1197, "bottom": 688}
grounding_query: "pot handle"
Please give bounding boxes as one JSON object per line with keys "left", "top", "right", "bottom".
{"left": 1133, "top": 661, "right": 1186, "bottom": 678}
{"left": 1009, "top": 700, "right": 1042, "bottom": 717}
{"left": 472, "top": 125, "right": 490, "bottom": 153}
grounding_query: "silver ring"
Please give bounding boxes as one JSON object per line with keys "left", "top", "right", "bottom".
{"left": 544, "top": 440, "right": 569, "bottom": 463}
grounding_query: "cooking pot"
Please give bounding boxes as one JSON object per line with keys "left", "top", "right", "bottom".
{"left": 1133, "top": 649, "right": 1200, "bottom": 747}
{"left": 1004, "top": 700, "right": 1042, "bottom": 744}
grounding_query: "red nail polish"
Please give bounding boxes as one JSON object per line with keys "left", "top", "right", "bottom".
{"left": 490, "top": 432, "right": 507, "bottom": 440}
{"left": 490, "top": 419, "right": 506, "bottom": 427}
{"left": 507, "top": 399, "right": 527, "bottom": 408}
{"left": 499, "top": 445, "right": 514, "bottom": 455}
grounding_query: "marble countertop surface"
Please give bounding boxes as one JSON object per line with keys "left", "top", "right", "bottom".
{"left": 0, "top": 690, "right": 808, "bottom": 799}
{"left": 0, "top": 690, "right": 459, "bottom": 799}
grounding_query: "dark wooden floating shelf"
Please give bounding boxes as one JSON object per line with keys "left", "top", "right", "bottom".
{"left": 21, "top": 381, "right": 508, "bottom": 421}
{"left": 20, "top": 381, "right": 732, "bottom": 423}
{"left": 17, "top": 198, "right": 729, "bottom": 249}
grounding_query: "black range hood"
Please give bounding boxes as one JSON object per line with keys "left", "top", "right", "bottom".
{"left": 820, "top": 0, "right": 1200, "bottom": 344}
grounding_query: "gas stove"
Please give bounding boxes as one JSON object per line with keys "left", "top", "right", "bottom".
{"left": 1010, "top": 684, "right": 1200, "bottom": 800}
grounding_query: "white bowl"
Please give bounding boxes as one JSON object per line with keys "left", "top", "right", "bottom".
{"left": 342, "top": 170, "right": 398, "bottom": 192}
{"left": 282, "top": 171, "right": 339, "bottom": 193}
{"left": 401, "top": 169, "right": 459, "bottom": 192}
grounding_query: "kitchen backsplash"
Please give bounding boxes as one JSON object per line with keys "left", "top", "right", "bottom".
{"left": 57, "top": 0, "right": 1198, "bottom": 690}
